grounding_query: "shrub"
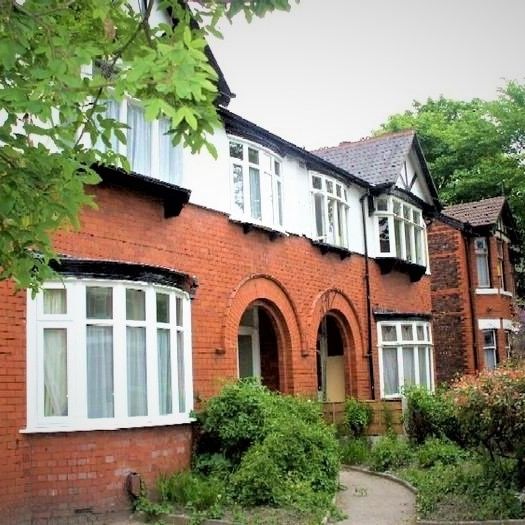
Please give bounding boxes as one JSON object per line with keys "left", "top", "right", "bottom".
{"left": 415, "top": 437, "right": 466, "bottom": 468}
{"left": 369, "top": 435, "right": 412, "bottom": 472}
{"left": 344, "top": 397, "right": 373, "bottom": 437}
{"left": 192, "top": 452, "right": 233, "bottom": 480}
{"left": 403, "top": 386, "right": 460, "bottom": 444}
{"left": 230, "top": 416, "right": 340, "bottom": 508}
{"left": 341, "top": 437, "right": 370, "bottom": 465}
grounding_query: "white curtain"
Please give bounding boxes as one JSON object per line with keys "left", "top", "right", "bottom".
{"left": 44, "top": 328, "right": 68, "bottom": 416}
{"left": 43, "top": 289, "right": 66, "bottom": 315}
{"left": 127, "top": 104, "right": 151, "bottom": 175}
{"left": 159, "top": 118, "right": 182, "bottom": 184}
{"left": 87, "top": 325, "right": 114, "bottom": 418}
{"left": 382, "top": 347, "right": 398, "bottom": 395}
{"left": 477, "top": 254, "right": 490, "bottom": 287}
{"left": 177, "top": 331, "right": 185, "bottom": 413}
{"left": 127, "top": 327, "right": 147, "bottom": 417}
{"left": 418, "top": 346, "right": 428, "bottom": 387}
{"left": 403, "top": 347, "right": 416, "bottom": 385}
{"left": 249, "top": 167, "right": 262, "bottom": 220}
{"left": 157, "top": 329, "right": 172, "bottom": 415}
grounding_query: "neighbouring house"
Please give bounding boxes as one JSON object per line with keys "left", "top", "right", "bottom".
{"left": 0, "top": 7, "right": 444, "bottom": 525}
{"left": 428, "top": 196, "right": 519, "bottom": 383}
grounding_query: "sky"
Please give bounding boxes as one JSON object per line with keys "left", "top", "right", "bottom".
{"left": 209, "top": 0, "right": 525, "bottom": 150}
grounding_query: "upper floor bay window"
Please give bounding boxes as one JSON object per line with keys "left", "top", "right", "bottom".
{"left": 311, "top": 173, "right": 350, "bottom": 248}
{"left": 474, "top": 238, "right": 490, "bottom": 288}
{"left": 26, "top": 280, "right": 193, "bottom": 432}
{"left": 378, "top": 320, "right": 433, "bottom": 398}
{"left": 229, "top": 138, "right": 283, "bottom": 228}
{"left": 96, "top": 99, "right": 182, "bottom": 185}
{"left": 375, "top": 197, "right": 426, "bottom": 266}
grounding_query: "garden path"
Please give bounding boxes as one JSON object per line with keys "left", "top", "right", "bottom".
{"left": 336, "top": 468, "right": 416, "bottom": 525}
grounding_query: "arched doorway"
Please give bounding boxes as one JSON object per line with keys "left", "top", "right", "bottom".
{"left": 316, "top": 314, "right": 346, "bottom": 402}
{"left": 237, "top": 304, "right": 281, "bottom": 391}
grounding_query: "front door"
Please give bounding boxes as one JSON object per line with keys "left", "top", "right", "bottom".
{"left": 317, "top": 315, "right": 346, "bottom": 402}
{"left": 237, "top": 307, "right": 261, "bottom": 378}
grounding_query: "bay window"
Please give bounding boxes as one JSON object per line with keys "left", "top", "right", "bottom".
{"left": 378, "top": 321, "right": 433, "bottom": 398}
{"left": 311, "top": 173, "right": 350, "bottom": 248}
{"left": 375, "top": 197, "right": 426, "bottom": 266}
{"left": 27, "top": 280, "right": 193, "bottom": 432}
{"left": 96, "top": 99, "right": 182, "bottom": 185}
{"left": 229, "top": 138, "right": 283, "bottom": 228}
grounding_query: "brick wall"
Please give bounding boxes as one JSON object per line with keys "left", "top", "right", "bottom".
{"left": 0, "top": 182, "right": 432, "bottom": 522}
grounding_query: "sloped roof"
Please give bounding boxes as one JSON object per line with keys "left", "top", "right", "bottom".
{"left": 312, "top": 130, "right": 416, "bottom": 186}
{"left": 443, "top": 196, "right": 506, "bottom": 227}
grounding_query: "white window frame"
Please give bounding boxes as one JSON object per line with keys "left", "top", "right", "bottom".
{"left": 475, "top": 237, "right": 491, "bottom": 288}
{"left": 482, "top": 328, "right": 497, "bottom": 370}
{"left": 374, "top": 196, "right": 427, "bottom": 266}
{"left": 310, "top": 172, "right": 350, "bottom": 248}
{"left": 377, "top": 320, "right": 434, "bottom": 399}
{"left": 96, "top": 97, "right": 183, "bottom": 185}
{"left": 228, "top": 136, "right": 284, "bottom": 230}
{"left": 25, "top": 279, "right": 193, "bottom": 433}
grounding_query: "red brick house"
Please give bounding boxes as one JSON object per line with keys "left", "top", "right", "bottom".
{"left": 428, "top": 196, "right": 519, "bottom": 383}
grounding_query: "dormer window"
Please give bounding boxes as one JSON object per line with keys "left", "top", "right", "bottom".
{"left": 229, "top": 138, "right": 283, "bottom": 228}
{"left": 310, "top": 173, "right": 350, "bottom": 248}
{"left": 375, "top": 197, "right": 426, "bottom": 266}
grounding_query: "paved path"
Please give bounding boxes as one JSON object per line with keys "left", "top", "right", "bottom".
{"left": 336, "top": 468, "right": 416, "bottom": 525}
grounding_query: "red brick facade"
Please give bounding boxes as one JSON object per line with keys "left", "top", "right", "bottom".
{"left": 0, "top": 181, "right": 432, "bottom": 523}
{"left": 428, "top": 217, "right": 516, "bottom": 384}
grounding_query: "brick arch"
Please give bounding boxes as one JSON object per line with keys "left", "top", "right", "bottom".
{"left": 308, "top": 289, "right": 365, "bottom": 398}
{"left": 223, "top": 274, "right": 303, "bottom": 393}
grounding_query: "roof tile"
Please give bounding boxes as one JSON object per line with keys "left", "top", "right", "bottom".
{"left": 443, "top": 196, "right": 506, "bottom": 227}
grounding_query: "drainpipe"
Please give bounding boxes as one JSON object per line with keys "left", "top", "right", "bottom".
{"left": 464, "top": 235, "right": 479, "bottom": 372}
{"left": 360, "top": 191, "right": 376, "bottom": 400}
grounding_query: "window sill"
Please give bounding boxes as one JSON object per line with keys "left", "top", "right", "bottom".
{"left": 475, "top": 288, "right": 514, "bottom": 297}
{"left": 310, "top": 239, "right": 352, "bottom": 260}
{"left": 94, "top": 164, "right": 191, "bottom": 218}
{"left": 501, "top": 289, "right": 514, "bottom": 297}
{"left": 375, "top": 257, "right": 426, "bottom": 282}
{"left": 21, "top": 415, "right": 195, "bottom": 434}
{"left": 230, "top": 217, "right": 287, "bottom": 241}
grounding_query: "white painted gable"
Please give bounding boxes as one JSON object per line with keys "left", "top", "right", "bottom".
{"left": 394, "top": 147, "right": 434, "bottom": 205}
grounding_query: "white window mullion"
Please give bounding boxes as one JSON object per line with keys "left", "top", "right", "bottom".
{"left": 146, "top": 288, "right": 158, "bottom": 418}
{"left": 113, "top": 284, "right": 127, "bottom": 421}
{"left": 71, "top": 282, "right": 87, "bottom": 422}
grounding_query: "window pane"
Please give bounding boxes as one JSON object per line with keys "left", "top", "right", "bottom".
{"left": 127, "top": 104, "right": 151, "bottom": 174}
{"left": 176, "top": 297, "right": 183, "bottom": 326}
{"left": 86, "top": 287, "right": 112, "bottom": 319}
{"left": 158, "top": 329, "right": 172, "bottom": 415}
{"left": 156, "top": 293, "right": 170, "bottom": 323}
{"left": 416, "top": 325, "right": 425, "bottom": 341}
{"left": 382, "top": 347, "right": 399, "bottom": 396}
{"left": 44, "top": 289, "right": 66, "bottom": 314}
{"left": 229, "top": 141, "right": 243, "bottom": 160}
{"left": 233, "top": 164, "right": 244, "bottom": 213}
{"left": 403, "top": 205, "right": 410, "bottom": 219}
{"left": 249, "top": 167, "right": 262, "bottom": 220}
{"left": 418, "top": 347, "right": 428, "bottom": 387}
{"left": 393, "top": 201, "right": 401, "bottom": 215}
{"left": 413, "top": 210, "right": 421, "bottom": 225}
{"left": 476, "top": 253, "right": 490, "bottom": 287}
{"left": 127, "top": 327, "right": 147, "bottom": 417}
{"left": 404, "top": 222, "right": 412, "bottom": 261}
{"left": 159, "top": 118, "right": 182, "bottom": 184}
{"left": 483, "top": 329, "right": 495, "bottom": 347}
{"left": 337, "top": 202, "right": 347, "bottom": 247}
{"left": 276, "top": 180, "right": 283, "bottom": 226}
{"left": 126, "top": 289, "right": 145, "bottom": 321}
{"left": 44, "top": 328, "right": 68, "bottom": 416}
{"left": 379, "top": 217, "right": 390, "bottom": 253}
{"left": 312, "top": 176, "right": 322, "bottom": 190}
{"left": 485, "top": 348, "right": 497, "bottom": 370}
{"left": 403, "top": 347, "right": 416, "bottom": 385}
{"left": 401, "top": 324, "right": 413, "bottom": 341}
{"left": 377, "top": 198, "right": 388, "bottom": 211}
{"left": 177, "top": 331, "right": 186, "bottom": 413}
{"left": 87, "top": 325, "right": 114, "bottom": 418}
{"left": 415, "top": 228, "right": 424, "bottom": 265}
{"left": 394, "top": 218, "right": 403, "bottom": 257}
{"left": 274, "top": 160, "right": 280, "bottom": 176}
{"left": 248, "top": 147, "right": 259, "bottom": 164}
{"left": 336, "top": 184, "right": 342, "bottom": 198}
{"left": 381, "top": 325, "right": 397, "bottom": 342}
{"left": 314, "top": 193, "right": 325, "bottom": 238}
{"left": 326, "top": 180, "right": 334, "bottom": 194}
{"left": 327, "top": 198, "right": 336, "bottom": 244}
{"left": 238, "top": 334, "right": 254, "bottom": 378}
{"left": 95, "top": 99, "right": 120, "bottom": 153}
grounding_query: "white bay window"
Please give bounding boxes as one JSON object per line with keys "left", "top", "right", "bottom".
{"left": 378, "top": 320, "right": 433, "bottom": 398}
{"left": 27, "top": 280, "right": 193, "bottom": 432}
{"left": 229, "top": 138, "right": 283, "bottom": 228}
{"left": 311, "top": 173, "right": 350, "bottom": 248}
{"left": 375, "top": 196, "right": 426, "bottom": 266}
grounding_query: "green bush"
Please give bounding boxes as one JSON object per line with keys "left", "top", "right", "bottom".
{"left": 403, "top": 386, "right": 460, "bottom": 444}
{"left": 230, "top": 416, "right": 340, "bottom": 508}
{"left": 344, "top": 397, "right": 373, "bottom": 437}
{"left": 369, "top": 435, "right": 412, "bottom": 472}
{"left": 157, "top": 471, "right": 226, "bottom": 512}
{"left": 341, "top": 437, "right": 370, "bottom": 465}
{"left": 415, "top": 437, "right": 466, "bottom": 468}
